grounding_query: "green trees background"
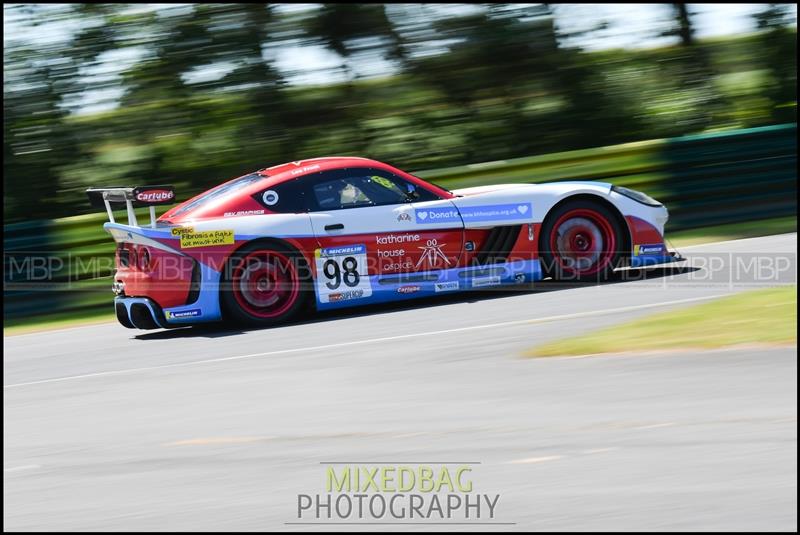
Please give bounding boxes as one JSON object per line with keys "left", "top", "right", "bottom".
{"left": 4, "top": 3, "right": 797, "bottom": 223}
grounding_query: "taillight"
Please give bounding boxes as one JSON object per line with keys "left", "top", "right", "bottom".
{"left": 118, "top": 244, "right": 130, "bottom": 267}
{"left": 139, "top": 247, "right": 151, "bottom": 271}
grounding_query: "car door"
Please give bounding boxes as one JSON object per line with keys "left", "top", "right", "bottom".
{"left": 303, "top": 167, "right": 464, "bottom": 304}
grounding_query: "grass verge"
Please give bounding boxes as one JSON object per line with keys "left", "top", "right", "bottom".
{"left": 4, "top": 309, "right": 116, "bottom": 336}
{"left": 529, "top": 285, "right": 797, "bottom": 358}
{"left": 667, "top": 216, "right": 796, "bottom": 248}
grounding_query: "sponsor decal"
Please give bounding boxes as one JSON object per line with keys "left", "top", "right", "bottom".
{"left": 464, "top": 241, "right": 475, "bottom": 252}
{"left": 634, "top": 243, "right": 666, "bottom": 255}
{"left": 397, "top": 285, "right": 421, "bottom": 294}
{"left": 318, "top": 244, "right": 366, "bottom": 258}
{"left": 328, "top": 289, "right": 365, "bottom": 302}
{"left": 415, "top": 207, "right": 460, "bottom": 224}
{"left": 262, "top": 190, "right": 279, "bottom": 206}
{"left": 460, "top": 203, "right": 531, "bottom": 222}
{"left": 166, "top": 308, "right": 201, "bottom": 319}
{"left": 471, "top": 275, "right": 501, "bottom": 288}
{"left": 416, "top": 238, "right": 451, "bottom": 269}
{"left": 170, "top": 226, "right": 195, "bottom": 236}
{"left": 135, "top": 189, "right": 174, "bottom": 203}
{"left": 415, "top": 203, "right": 533, "bottom": 224}
{"left": 224, "top": 209, "right": 265, "bottom": 217}
{"left": 376, "top": 234, "right": 420, "bottom": 245}
{"left": 435, "top": 281, "right": 459, "bottom": 292}
{"left": 377, "top": 248, "right": 405, "bottom": 258}
{"left": 514, "top": 273, "right": 526, "bottom": 284}
{"left": 315, "top": 244, "right": 372, "bottom": 304}
{"left": 290, "top": 164, "right": 321, "bottom": 176}
{"left": 381, "top": 259, "right": 414, "bottom": 272}
{"left": 179, "top": 229, "right": 235, "bottom": 248}
{"left": 397, "top": 212, "right": 412, "bottom": 222}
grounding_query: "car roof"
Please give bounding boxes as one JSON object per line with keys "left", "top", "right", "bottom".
{"left": 197, "top": 155, "right": 405, "bottom": 204}
{"left": 159, "top": 156, "right": 437, "bottom": 222}
{"left": 258, "top": 156, "right": 395, "bottom": 185}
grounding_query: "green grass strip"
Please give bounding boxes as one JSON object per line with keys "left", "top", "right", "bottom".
{"left": 529, "top": 285, "right": 797, "bottom": 357}
{"left": 667, "top": 216, "right": 796, "bottom": 248}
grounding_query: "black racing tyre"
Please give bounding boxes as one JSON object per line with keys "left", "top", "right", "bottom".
{"left": 221, "top": 240, "right": 312, "bottom": 326}
{"left": 539, "top": 199, "right": 626, "bottom": 282}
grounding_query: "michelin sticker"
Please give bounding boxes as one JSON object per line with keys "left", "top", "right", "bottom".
{"left": 415, "top": 203, "right": 532, "bottom": 224}
{"left": 180, "top": 229, "right": 235, "bottom": 248}
{"left": 634, "top": 244, "right": 666, "bottom": 255}
{"left": 166, "top": 309, "right": 201, "bottom": 319}
{"left": 315, "top": 244, "right": 372, "bottom": 304}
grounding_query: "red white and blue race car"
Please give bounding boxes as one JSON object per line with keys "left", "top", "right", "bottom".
{"left": 87, "top": 157, "right": 682, "bottom": 329}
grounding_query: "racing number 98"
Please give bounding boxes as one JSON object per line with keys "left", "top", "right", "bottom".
{"left": 323, "top": 256, "right": 360, "bottom": 290}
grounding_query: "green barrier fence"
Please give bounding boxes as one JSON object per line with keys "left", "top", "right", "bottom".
{"left": 3, "top": 123, "right": 796, "bottom": 322}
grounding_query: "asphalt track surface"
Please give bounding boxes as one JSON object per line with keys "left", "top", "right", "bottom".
{"left": 4, "top": 233, "right": 797, "bottom": 531}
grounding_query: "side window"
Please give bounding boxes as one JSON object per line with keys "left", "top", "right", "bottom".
{"left": 312, "top": 175, "right": 404, "bottom": 210}
{"left": 254, "top": 179, "right": 307, "bottom": 213}
{"left": 307, "top": 168, "right": 440, "bottom": 212}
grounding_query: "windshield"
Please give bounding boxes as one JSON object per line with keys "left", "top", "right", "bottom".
{"left": 167, "top": 173, "right": 263, "bottom": 217}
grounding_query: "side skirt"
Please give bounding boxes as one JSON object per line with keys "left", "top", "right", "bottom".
{"left": 315, "top": 259, "right": 543, "bottom": 311}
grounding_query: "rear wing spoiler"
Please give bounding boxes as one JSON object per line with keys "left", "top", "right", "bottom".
{"left": 86, "top": 186, "right": 176, "bottom": 228}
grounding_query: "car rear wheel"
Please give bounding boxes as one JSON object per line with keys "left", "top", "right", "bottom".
{"left": 540, "top": 200, "right": 626, "bottom": 282}
{"left": 222, "top": 241, "right": 311, "bottom": 326}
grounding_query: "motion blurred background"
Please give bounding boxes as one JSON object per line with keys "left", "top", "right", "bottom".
{"left": 3, "top": 3, "right": 798, "bottom": 326}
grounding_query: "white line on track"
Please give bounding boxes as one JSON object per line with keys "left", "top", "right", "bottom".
{"left": 508, "top": 456, "right": 563, "bottom": 464}
{"left": 5, "top": 233, "right": 794, "bottom": 340}
{"left": 634, "top": 422, "right": 676, "bottom": 430}
{"left": 4, "top": 465, "right": 41, "bottom": 473}
{"left": 677, "top": 232, "right": 797, "bottom": 250}
{"left": 582, "top": 448, "right": 619, "bottom": 454}
{"left": 4, "top": 294, "right": 727, "bottom": 389}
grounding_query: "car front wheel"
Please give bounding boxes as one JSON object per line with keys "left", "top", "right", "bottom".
{"left": 539, "top": 200, "right": 626, "bottom": 282}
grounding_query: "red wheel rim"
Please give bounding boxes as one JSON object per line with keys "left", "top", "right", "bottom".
{"left": 231, "top": 250, "right": 300, "bottom": 318}
{"left": 549, "top": 208, "right": 616, "bottom": 276}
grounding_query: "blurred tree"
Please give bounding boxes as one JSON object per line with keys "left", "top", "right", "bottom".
{"left": 547, "top": 4, "right": 645, "bottom": 149}
{"left": 754, "top": 4, "right": 797, "bottom": 124}
{"left": 304, "top": 3, "right": 403, "bottom": 82}
{"left": 301, "top": 3, "right": 405, "bottom": 153}
{"left": 405, "top": 4, "right": 564, "bottom": 160}
{"left": 668, "top": 3, "right": 696, "bottom": 46}
{"left": 189, "top": 4, "right": 292, "bottom": 164}
{"left": 65, "top": 4, "right": 293, "bottom": 185}
{"left": 659, "top": 3, "right": 730, "bottom": 132}
{"left": 2, "top": 3, "right": 796, "bottom": 223}
{"left": 4, "top": 5, "right": 83, "bottom": 220}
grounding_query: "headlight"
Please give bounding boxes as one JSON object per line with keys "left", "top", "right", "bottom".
{"left": 611, "top": 185, "right": 662, "bottom": 207}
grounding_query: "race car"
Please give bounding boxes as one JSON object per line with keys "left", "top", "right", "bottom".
{"left": 87, "top": 157, "right": 682, "bottom": 330}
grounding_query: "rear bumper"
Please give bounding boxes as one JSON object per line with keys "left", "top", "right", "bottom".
{"left": 115, "top": 297, "right": 168, "bottom": 329}
{"left": 113, "top": 262, "right": 223, "bottom": 329}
